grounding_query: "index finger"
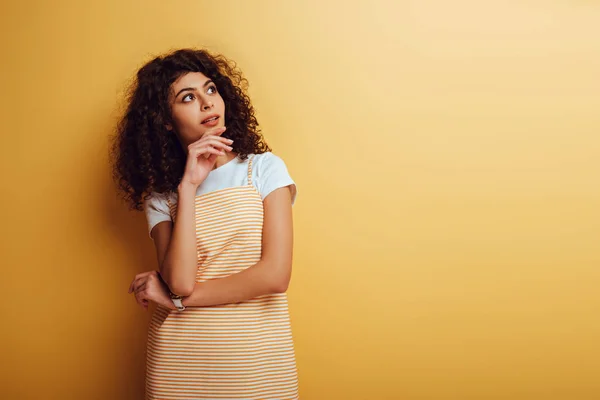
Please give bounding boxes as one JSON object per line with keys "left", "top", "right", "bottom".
{"left": 201, "top": 126, "right": 227, "bottom": 139}
{"left": 128, "top": 272, "right": 150, "bottom": 293}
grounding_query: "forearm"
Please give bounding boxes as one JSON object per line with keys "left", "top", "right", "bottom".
{"left": 160, "top": 183, "right": 199, "bottom": 295}
{"left": 181, "top": 259, "right": 290, "bottom": 307}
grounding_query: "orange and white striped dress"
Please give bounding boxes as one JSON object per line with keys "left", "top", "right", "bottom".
{"left": 145, "top": 155, "right": 299, "bottom": 399}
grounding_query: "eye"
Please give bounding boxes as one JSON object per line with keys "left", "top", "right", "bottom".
{"left": 207, "top": 85, "right": 218, "bottom": 94}
{"left": 182, "top": 93, "right": 195, "bottom": 102}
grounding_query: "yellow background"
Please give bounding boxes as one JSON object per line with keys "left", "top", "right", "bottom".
{"left": 1, "top": 0, "right": 599, "bottom": 399}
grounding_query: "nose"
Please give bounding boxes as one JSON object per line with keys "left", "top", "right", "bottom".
{"left": 201, "top": 99, "right": 213, "bottom": 111}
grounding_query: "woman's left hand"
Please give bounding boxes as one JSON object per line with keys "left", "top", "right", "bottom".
{"left": 128, "top": 271, "right": 177, "bottom": 311}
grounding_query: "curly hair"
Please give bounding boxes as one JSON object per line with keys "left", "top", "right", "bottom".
{"left": 110, "top": 48, "right": 271, "bottom": 211}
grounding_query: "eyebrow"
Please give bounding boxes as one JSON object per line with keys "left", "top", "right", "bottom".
{"left": 174, "top": 79, "right": 214, "bottom": 99}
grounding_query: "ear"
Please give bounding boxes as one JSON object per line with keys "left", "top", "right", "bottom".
{"left": 165, "top": 123, "right": 173, "bottom": 131}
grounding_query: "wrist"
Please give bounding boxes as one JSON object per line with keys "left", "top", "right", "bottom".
{"left": 162, "top": 296, "right": 177, "bottom": 310}
{"left": 178, "top": 181, "right": 199, "bottom": 194}
{"left": 168, "top": 292, "right": 186, "bottom": 311}
{"left": 181, "top": 288, "right": 200, "bottom": 308}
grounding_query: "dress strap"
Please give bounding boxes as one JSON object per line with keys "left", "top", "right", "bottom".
{"left": 247, "top": 155, "right": 255, "bottom": 186}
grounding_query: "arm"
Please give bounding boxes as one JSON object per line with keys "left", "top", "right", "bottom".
{"left": 181, "top": 186, "right": 294, "bottom": 307}
{"left": 149, "top": 127, "right": 233, "bottom": 296}
{"left": 150, "top": 183, "right": 199, "bottom": 296}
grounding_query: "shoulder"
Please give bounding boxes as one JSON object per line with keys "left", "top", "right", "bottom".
{"left": 143, "top": 191, "right": 176, "bottom": 238}
{"left": 252, "top": 152, "right": 289, "bottom": 174}
{"left": 143, "top": 191, "right": 176, "bottom": 212}
{"left": 250, "top": 152, "right": 297, "bottom": 204}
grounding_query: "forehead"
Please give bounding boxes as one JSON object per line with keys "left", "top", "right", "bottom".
{"left": 171, "top": 71, "right": 211, "bottom": 92}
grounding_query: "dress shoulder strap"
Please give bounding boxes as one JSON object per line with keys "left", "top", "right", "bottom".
{"left": 247, "top": 155, "right": 255, "bottom": 186}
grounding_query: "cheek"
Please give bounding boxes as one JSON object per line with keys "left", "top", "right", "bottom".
{"left": 173, "top": 107, "right": 197, "bottom": 127}
{"left": 216, "top": 95, "right": 226, "bottom": 111}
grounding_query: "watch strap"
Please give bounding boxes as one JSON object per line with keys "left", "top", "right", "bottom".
{"left": 169, "top": 291, "right": 185, "bottom": 311}
{"left": 171, "top": 296, "right": 185, "bottom": 311}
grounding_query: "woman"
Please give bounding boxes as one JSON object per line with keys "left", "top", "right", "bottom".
{"left": 111, "top": 48, "right": 299, "bottom": 399}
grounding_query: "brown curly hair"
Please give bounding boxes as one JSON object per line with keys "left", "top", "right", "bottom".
{"left": 110, "top": 48, "right": 271, "bottom": 210}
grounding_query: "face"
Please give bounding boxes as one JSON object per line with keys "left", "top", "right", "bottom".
{"left": 167, "top": 72, "right": 226, "bottom": 146}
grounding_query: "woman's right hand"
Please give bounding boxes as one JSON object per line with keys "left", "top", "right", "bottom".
{"left": 180, "top": 127, "right": 233, "bottom": 188}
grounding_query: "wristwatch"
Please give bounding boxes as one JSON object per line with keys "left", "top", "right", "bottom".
{"left": 169, "top": 292, "right": 186, "bottom": 311}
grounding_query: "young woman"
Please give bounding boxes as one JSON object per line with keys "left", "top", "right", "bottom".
{"left": 111, "top": 48, "right": 299, "bottom": 399}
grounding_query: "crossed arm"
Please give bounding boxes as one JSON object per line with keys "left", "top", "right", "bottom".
{"left": 150, "top": 186, "right": 294, "bottom": 307}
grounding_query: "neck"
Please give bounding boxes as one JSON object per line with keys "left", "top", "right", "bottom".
{"left": 213, "top": 152, "right": 237, "bottom": 170}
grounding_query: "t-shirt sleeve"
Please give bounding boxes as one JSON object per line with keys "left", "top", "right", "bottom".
{"left": 143, "top": 192, "right": 173, "bottom": 238}
{"left": 255, "top": 152, "right": 298, "bottom": 206}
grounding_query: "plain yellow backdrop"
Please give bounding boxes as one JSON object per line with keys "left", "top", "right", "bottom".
{"left": 1, "top": 0, "right": 599, "bottom": 399}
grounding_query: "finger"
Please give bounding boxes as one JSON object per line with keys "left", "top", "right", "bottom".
{"left": 190, "top": 142, "right": 229, "bottom": 156}
{"left": 134, "top": 292, "right": 143, "bottom": 307}
{"left": 139, "top": 293, "right": 149, "bottom": 310}
{"left": 132, "top": 276, "right": 149, "bottom": 293}
{"left": 200, "top": 150, "right": 223, "bottom": 161}
{"left": 202, "top": 145, "right": 230, "bottom": 155}
{"left": 129, "top": 277, "right": 143, "bottom": 294}
{"left": 206, "top": 138, "right": 234, "bottom": 150}
{"left": 135, "top": 282, "right": 147, "bottom": 294}
{"left": 189, "top": 136, "right": 233, "bottom": 150}
{"left": 202, "top": 140, "right": 233, "bottom": 154}
{"left": 202, "top": 126, "right": 227, "bottom": 138}
{"left": 135, "top": 292, "right": 148, "bottom": 308}
{"left": 203, "top": 136, "right": 233, "bottom": 145}
{"left": 192, "top": 145, "right": 230, "bottom": 159}
{"left": 191, "top": 143, "right": 232, "bottom": 161}
{"left": 189, "top": 139, "right": 232, "bottom": 153}
{"left": 194, "top": 147, "right": 225, "bottom": 161}
{"left": 132, "top": 271, "right": 154, "bottom": 283}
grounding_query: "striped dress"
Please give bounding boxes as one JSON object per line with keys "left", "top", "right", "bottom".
{"left": 145, "top": 155, "right": 299, "bottom": 399}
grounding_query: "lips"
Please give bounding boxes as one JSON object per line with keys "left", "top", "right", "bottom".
{"left": 201, "top": 114, "right": 220, "bottom": 124}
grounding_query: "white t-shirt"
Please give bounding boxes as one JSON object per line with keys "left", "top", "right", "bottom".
{"left": 143, "top": 152, "right": 297, "bottom": 238}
